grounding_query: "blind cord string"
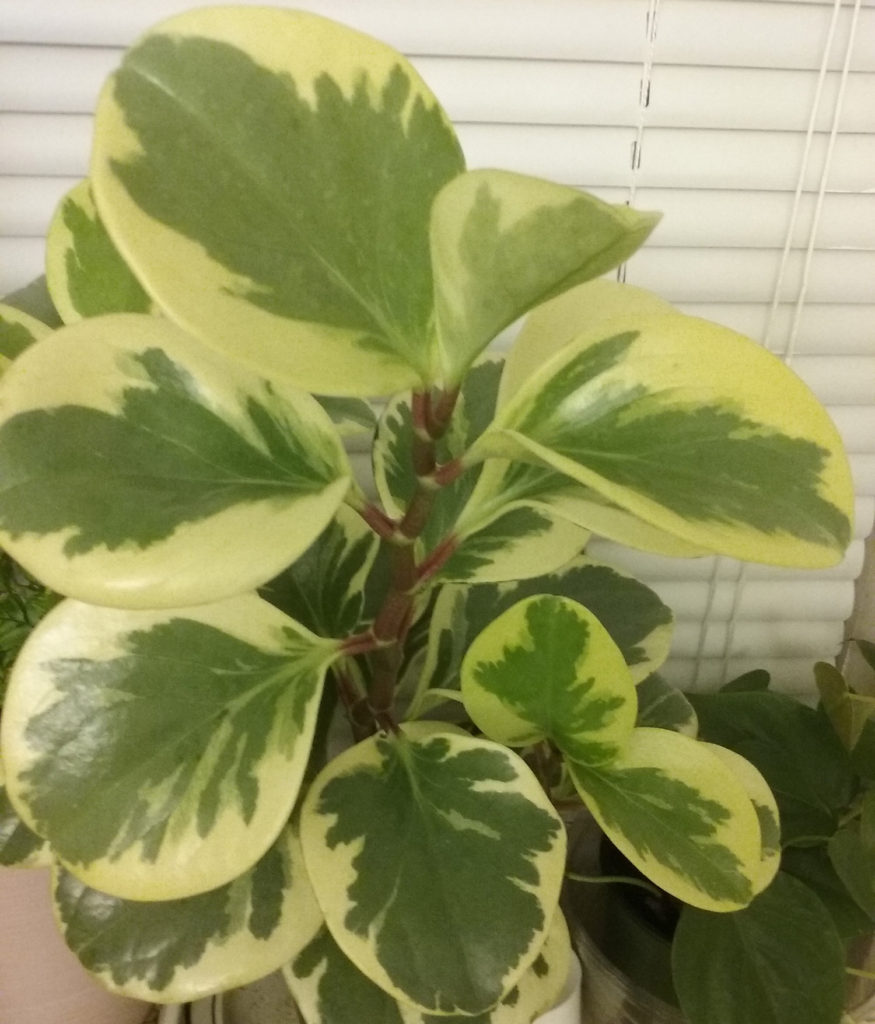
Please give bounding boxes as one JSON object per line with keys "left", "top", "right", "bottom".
{"left": 718, "top": 0, "right": 862, "bottom": 688}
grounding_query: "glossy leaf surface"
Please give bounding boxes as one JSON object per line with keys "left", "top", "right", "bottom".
{"left": 288, "top": 911, "right": 571, "bottom": 1024}
{"left": 430, "top": 170, "right": 659, "bottom": 383}
{"left": 570, "top": 728, "right": 764, "bottom": 910}
{"left": 55, "top": 820, "right": 322, "bottom": 1002}
{"left": 0, "top": 314, "right": 350, "bottom": 608}
{"left": 92, "top": 7, "right": 465, "bottom": 395}
{"left": 471, "top": 312, "right": 853, "bottom": 567}
{"left": 673, "top": 873, "right": 846, "bottom": 1024}
{"left": 460, "top": 595, "right": 637, "bottom": 764}
{"left": 2, "top": 594, "right": 335, "bottom": 899}
{"left": 300, "top": 723, "right": 565, "bottom": 1015}
{"left": 46, "top": 179, "right": 153, "bottom": 322}
{"left": 415, "top": 556, "right": 672, "bottom": 716}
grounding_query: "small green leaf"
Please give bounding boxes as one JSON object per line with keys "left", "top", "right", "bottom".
{"left": 0, "top": 314, "right": 351, "bottom": 608}
{"left": 54, "top": 820, "right": 322, "bottom": 1003}
{"left": 672, "top": 873, "right": 846, "bottom": 1024}
{"left": 570, "top": 728, "right": 764, "bottom": 910}
{"left": 300, "top": 723, "right": 565, "bottom": 1015}
{"left": 315, "top": 396, "right": 378, "bottom": 437}
{"left": 0, "top": 303, "right": 50, "bottom": 362}
{"left": 1, "top": 276, "right": 63, "bottom": 328}
{"left": 815, "top": 660, "right": 875, "bottom": 751}
{"left": 2, "top": 594, "right": 335, "bottom": 900}
{"left": 461, "top": 595, "right": 637, "bottom": 764}
{"left": 92, "top": 7, "right": 465, "bottom": 394}
{"left": 636, "top": 674, "right": 698, "bottom": 736}
{"left": 46, "top": 180, "right": 153, "bottom": 322}
{"left": 430, "top": 170, "right": 660, "bottom": 383}
{"left": 415, "top": 557, "right": 673, "bottom": 717}
{"left": 857, "top": 639, "right": 875, "bottom": 673}
{"left": 471, "top": 312, "right": 853, "bottom": 568}
{"left": 689, "top": 690, "right": 855, "bottom": 845}
{"left": 720, "top": 669, "right": 771, "bottom": 693}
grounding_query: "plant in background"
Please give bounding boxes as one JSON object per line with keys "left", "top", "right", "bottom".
{"left": 0, "top": 7, "right": 856, "bottom": 1023}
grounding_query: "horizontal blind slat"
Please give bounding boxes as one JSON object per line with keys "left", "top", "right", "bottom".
{"left": 650, "top": 579, "right": 855, "bottom": 621}
{"left": 670, "top": 619, "right": 845, "bottom": 658}
{"left": 4, "top": 1, "right": 874, "bottom": 69}
{"left": 5, "top": 44, "right": 874, "bottom": 136}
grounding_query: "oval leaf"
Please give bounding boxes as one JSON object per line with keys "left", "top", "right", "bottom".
{"left": 635, "top": 674, "right": 698, "bottom": 736}
{"left": 569, "top": 727, "right": 764, "bottom": 910}
{"left": 46, "top": 179, "right": 153, "bottom": 322}
{"left": 414, "top": 556, "right": 673, "bottom": 718}
{"left": 0, "top": 773, "right": 51, "bottom": 867}
{"left": 703, "top": 743, "right": 781, "bottom": 896}
{"left": 672, "top": 873, "right": 846, "bottom": 1024}
{"left": 1, "top": 594, "right": 335, "bottom": 899}
{"left": 92, "top": 6, "right": 465, "bottom": 395}
{"left": 461, "top": 595, "right": 637, "bottom": 765}
{"left": 300, "top": 723, "right": 566, "bottom": 1015}
{"left": 430, "top": 170, "right": 660, "bottom": 383}
{"left": 472, "top": 311, "right": 854, "bottom": 567}
{"left": 54, "top": 819, "right": 322, "bottom": 1003}
{"left": 0, "top": 314, "right": 351, "bottom": 608}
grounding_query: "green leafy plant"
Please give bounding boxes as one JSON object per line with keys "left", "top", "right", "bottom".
{"left": 0, "top": 7, "right": 856, "bottom": 1023}
{"left": 572, "top": 651, "right": 875, "bottom": 1024}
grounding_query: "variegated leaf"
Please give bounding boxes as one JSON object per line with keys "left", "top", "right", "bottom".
{"left": 300, "top": 723, "right": 565, "bottom": 1015}
{"left": 460, "top": 595, "right": 637, "bottom": 765}
{"left": 413, "top": 556, "right": 672, "bottom": 717}
{"left": 703, "top": 743, "right": 781, "bottom": 895}
{"left": 46, "top": 180, "right": 153, "bottom": 322}
{"left": 54, "top": 819, "right": 322, "bottom": 1003}
{"left": 470, "top": 311, "right": 854, "bottom": 567}
{"left": 1, "top": 594, "right": 336, "bottom": 900}
{"left": 373, "top": 357, "right": 588, "bottom": 584}
{"left": 0, "top": 314, "right": 351, "bottom": 608}
{"left": 0, "top": 770, "right": 51, "bottom": 867}
{"left": 260, "top": 505, "right": 381, "bottom": 639}
{"left": 315, "top": 396, "right": 378, "bottom": 438}
{"left": 92, "top": 7, "right": 465, "bottom": 395}
{"left": 498, "top": 279, "right": 675, "bottom": 408}
{"left": 461, "top": 459, "right": 707, "bottom": 559}
{"left": 430, "top": 170, "right": 660, "bottom": 383}
{"left": 569, "top": 727, "right": 765, "bottom": 910}
{"left": 287, "top": 909, "right": 572, "bottom": 1024}
{"left": 635, "top": 674, "right": 698, "bottom": 736}
{"left": 0, "top": 302, "right": 50, "bottom": 363}
{"left": 1, "top": 276, "right": 63, "bottom": 329}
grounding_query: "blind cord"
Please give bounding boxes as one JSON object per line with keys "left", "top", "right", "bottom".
{"left": 715, "top": 0, "right": 863, "bottom": 688}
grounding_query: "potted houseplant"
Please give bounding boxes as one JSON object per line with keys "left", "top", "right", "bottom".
{"left": 564, "top": 648, "right": 875, "bottom": 1024}
{"left": 0, "top": 7, "right": 857, "bottom": 1023}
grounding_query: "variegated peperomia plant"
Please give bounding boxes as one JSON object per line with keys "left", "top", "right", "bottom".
{"left": 0, "top": 7, "right": 857, "bottom": 1023}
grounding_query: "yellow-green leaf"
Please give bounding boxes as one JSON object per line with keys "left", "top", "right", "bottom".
{"left": 430, "top": 171, "right": 659, "bottom": 384}
{"left": 92, "top": 6, "right": 465, "bottom": 395}
{"left": 54, "top": 820, "right": 322, "bottom": 1003}
{"left": 46, "top": 180, "right": 153, "bottom": 323}
{"left": 460, "top": 595, "right": 638, "bottom": 765}
{"left": 0, "top": 314, "right": 351, "bottom": 608}
{"left": 300, "top": 723, "right": 565, "bottom": 1015}
{"left": 1, "top": 593, "right": 336, "bottom": 900}
{"left": 471, "top": 311, "right": 853, "bottom": 567}
{"left": 570, "top": 727, "right": 765, "bottom": 911}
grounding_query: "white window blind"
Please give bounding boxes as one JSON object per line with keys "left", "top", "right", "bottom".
{"left": 2, "top": 0, "right": 874, "bottom": 697}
